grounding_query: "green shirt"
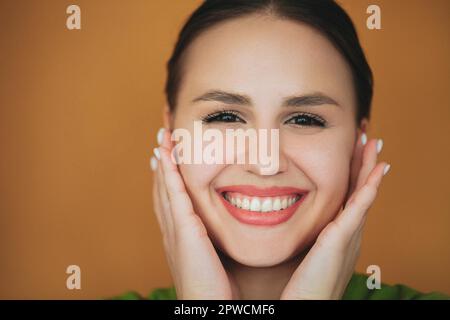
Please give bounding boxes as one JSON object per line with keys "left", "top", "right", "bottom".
{"left": 111, "top": 273, "right": 448, "bottom": 300}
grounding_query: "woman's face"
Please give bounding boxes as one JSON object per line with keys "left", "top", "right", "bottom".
{"left": 170, "top": 15, "right": 363, "bottom": 267}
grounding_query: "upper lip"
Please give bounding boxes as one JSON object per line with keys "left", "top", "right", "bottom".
{"left": 215, "top": 185, "right": 309, "bottom": 197}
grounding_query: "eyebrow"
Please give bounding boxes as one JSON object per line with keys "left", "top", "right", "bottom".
{"left": 191, "top": 90, "right": 341, "bottom": 108}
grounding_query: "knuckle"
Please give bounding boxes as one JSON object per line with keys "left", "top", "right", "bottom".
{"left": 355, "top": 184, "right": 378, "bottom": 206}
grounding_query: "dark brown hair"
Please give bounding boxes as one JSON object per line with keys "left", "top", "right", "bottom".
{"left": 165, "top": 0, "right": 373, "bottom": 122}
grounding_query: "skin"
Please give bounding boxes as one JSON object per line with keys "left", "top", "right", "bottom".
{"left": 151, "top": 14, "right": 389, "bottom": 299}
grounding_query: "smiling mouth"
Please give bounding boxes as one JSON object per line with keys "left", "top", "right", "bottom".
{"left": 221, "top": 192, "right": 303, "bottom": 213}
{"left": 215, "top": 185, "right": 308, "bottom": 226}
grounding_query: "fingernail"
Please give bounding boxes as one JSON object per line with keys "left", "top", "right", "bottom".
{"left": 157, "top": 128, "right": 165, "bottom": 145}
{"left": 361, "top": 133, "right": 367, "bottom": 146}
{"left": 150, "top": 156, "right": 158, "bottom": 171}
{"left": 153, "top": 147, "right": 161, "bottom": 160}
{"left": 377, "top": 139, "right": 384, "bottom": 154}
{"left": 383, "top": 163, "right": 391, "bottom": 176}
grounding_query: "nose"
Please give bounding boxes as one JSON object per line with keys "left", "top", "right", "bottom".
{"left": 242, "top": 129, "right": 289, "bottom": 176}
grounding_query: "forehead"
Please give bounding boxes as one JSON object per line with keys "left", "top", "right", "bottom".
{"left": 178, "top": 15, "right": 356, "bottom": 110}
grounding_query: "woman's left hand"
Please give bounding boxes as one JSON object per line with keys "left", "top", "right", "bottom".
{"left": 280, "top": 136, "right": 390, "bottom": 300}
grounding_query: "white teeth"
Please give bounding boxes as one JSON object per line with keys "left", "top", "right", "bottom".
{"left": 281, "top": 198, "right": 288, "bottom": 209}
{"left": 272, "top": 198, "right": 281, "bottom": 211}
{"left": 224, "top": 192, "right": 303, "bottom": 213}
{"left": 242, "top": 198, "right": 250, "bottom": 210}
{"left": 250, "top": 198, "right": 261, "bottom": 212}
{"left": 261, "top": 198, "right": 273, "bottom": 212}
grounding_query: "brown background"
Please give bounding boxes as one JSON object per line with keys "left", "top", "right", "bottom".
{"left": 0, "top": 0, "right": 449, "bottom": 299}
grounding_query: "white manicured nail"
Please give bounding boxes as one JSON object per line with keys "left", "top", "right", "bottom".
{"left": 157, "top": 128, "right": 165, "bottom": 145}
{"left": 150, "top": 156, "right": 158, "bottom": 171}
{"left": 153, "top": 147, "right": 160, "bottom": 160}
{"left": 361, "top": 133, "right": 367, "bottom": 146}
{"left": 383, "top": 164, "right": 391, "bottom": 176}
{"left": 377, "top": 139, "right": 384, "bottom": 154}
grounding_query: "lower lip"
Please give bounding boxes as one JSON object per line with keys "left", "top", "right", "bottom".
{"left": 217, "top": 193, "right": 308, "bottom": 226}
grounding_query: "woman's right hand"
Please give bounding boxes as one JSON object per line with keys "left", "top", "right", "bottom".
{"left": 151, "top": 128, "right": 235, "bottom": 300}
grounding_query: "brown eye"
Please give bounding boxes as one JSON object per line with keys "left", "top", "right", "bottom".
{"left": 202, "top": 110, "right": 246, "bottom": 124}
{"left": 285, "top": 113, "right": 326, "bottom": 127}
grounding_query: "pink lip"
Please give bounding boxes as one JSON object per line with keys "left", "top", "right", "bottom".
{"left": 215, "top": 185, "right": 309, "bottom": 226}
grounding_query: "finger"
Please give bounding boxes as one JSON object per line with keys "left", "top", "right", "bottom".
{"left": 338, "top": 162, "right": 389, "bottom": 236}
{"left": 153, "top": 144, "right": 180, "bottom": 273}
{"left": 154, "top": 153, "right": 175, "bottom": 236}
{"left": 153, "top": 170, "right": 173, "bottom": 258}
{"left": 345, "top": 133, "right": 366, "bottom": 202}
{"left": 152, "top": 153, "right": 177, "bottom": 254}
{"left": 151, "top": 154, "right": 167, "bottom": 231}
{"left": 152, "top": 161, "right": 164, "bottom": 228}
{"left": 356, "top": 138, "right": 383, "bottom": 191}
{"left": 346, "top": 138, "right": 382, "bottom": 206}
{"left": 158, "top": 131, "right": 204, "bottom": 235}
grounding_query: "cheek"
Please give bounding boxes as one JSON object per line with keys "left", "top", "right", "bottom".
{"left": 179, "top": 163, "right": 224, "bottom": 192}
{"left": 283, "top": 131, "right": 353, "bottom": 197}
{"left": 178, "top": 163, "right": 227, "bottom": 229}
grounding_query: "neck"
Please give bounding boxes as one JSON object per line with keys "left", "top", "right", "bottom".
{"left": 219, "top": 249, "right": 307, "bottom": 300}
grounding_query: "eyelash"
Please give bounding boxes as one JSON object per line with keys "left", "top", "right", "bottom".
{"left": 285, "top": 112, "right": 327, "bottom": 128}
{"left": 201, "top": 109, "right": 246, "bottom": 124}
{"left": 201, "top": 109, "right": 327, "bottom": 128}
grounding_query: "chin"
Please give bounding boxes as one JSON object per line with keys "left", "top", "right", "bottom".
{"left": 232, "top": 253, "right": 292, "bottom": 268}
{"left": 216, "top": 233, "right": 305, "bottom": 267}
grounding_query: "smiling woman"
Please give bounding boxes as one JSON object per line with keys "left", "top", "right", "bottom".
{"left": 129, "top": 0, "right": 448, "bottom": 300}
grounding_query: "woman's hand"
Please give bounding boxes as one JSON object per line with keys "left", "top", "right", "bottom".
{"left": 150, "top": 128, "right": 235, "bottom": 300}
{"left": 280, "top": 135, "right": 390, "bottom": 300}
